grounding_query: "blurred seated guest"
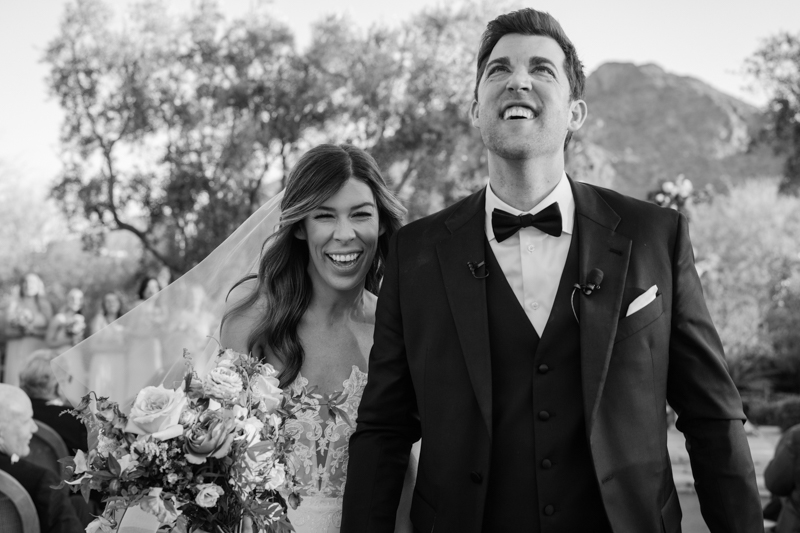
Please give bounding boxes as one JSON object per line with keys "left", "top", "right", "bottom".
{"left": 46, "top": 288, "right": 86, "bottom": 353}
{"left": 0, "top": 383, "right": 84, "bottom": 533}
{"left": 88, "top": 292, "right": 124, "bottom": 336}
{"left": 18, "top": 350, "right": 88, "bottom": 454}
{"left": 2, "top": 273, "right": 53, "bottom": 386}
{"left": 765, "top": 422, "right": 800, "bottom": 532}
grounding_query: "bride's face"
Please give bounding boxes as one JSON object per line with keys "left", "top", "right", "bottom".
{"left": 297, "top": 177, "right": 384, "bottom": 294}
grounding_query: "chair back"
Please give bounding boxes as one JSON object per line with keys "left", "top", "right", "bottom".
{"left": 0, "top": 469, "right": 40, "bottom": 533}
{"left": 28, "top": 420, "right": 70, "bottom": 477}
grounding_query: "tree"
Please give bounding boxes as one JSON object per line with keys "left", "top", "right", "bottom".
{"left": 745, "top": 31, "right": 800, "bottom": 195}
{"left": 45, "top": 0, "right": 332, "bottom": 276}
{"left": 307, "top": 1, "right": 518, "bottom": 220}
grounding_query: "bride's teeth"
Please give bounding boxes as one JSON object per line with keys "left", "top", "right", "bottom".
{"left": 329, "top": 253, "right": 360, "bottom": 262}
{"left": 503, "top": 106, "right": 535, "bottom": 120}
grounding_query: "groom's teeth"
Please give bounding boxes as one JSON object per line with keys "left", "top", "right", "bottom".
{"left": 503, "top": 106, "right": 535, "bottom": 120}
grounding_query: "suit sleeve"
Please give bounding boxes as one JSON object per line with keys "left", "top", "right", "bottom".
{"left": 341, "top": 231, "right": 421, "bottom": 533}
{"left": 667, "top": 213, "right": 763, "bottom": 533}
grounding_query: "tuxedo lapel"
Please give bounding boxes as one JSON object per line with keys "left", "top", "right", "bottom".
{"left": 570, "top": 179, "right": 632, "bottom": 437}
{"left": 437, "top": 189, "right": 493, "bottom": 438}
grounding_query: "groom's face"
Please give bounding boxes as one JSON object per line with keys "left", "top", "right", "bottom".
{"left": 470, "top": 33, "right": 586, "bottom": 160}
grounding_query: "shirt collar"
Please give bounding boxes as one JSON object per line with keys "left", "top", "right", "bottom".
{"left": 485, "top": 172, "right": 575, "bottom": 242}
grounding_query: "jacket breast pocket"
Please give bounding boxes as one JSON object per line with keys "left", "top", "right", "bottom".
{"left": 614, "top": 293, "right": 664, "bottom": 344}
{"left": 410, "top": 490, "right": 436, "bottom": 533}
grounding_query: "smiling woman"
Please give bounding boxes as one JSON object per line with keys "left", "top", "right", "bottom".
{"left": 218, "top": 143, "right": 413, "bottom": 532}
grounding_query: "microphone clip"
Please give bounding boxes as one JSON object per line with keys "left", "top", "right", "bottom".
{"left": 467, "top": 261, "right": 489, "bottom": 279}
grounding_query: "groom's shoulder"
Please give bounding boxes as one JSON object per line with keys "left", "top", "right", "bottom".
{"left": 578, "top": 181, "right": 680, "bottom": 228}
{"left": 396, "top": 190, "right": 483, "bottom": 245}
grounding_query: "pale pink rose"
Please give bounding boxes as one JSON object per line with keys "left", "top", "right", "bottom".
{"left": 250, "top": 373, "right": 282, "bottom": 414}
{"left": 195, "top": 482, "right": 225, "bottom": 508}
{"left": 125, "top": 386, "right": 186, "bottom": 440}
{"left": 203, "top": 366, "right": 244, "bottom": 401}
{"left": 139, "top": 488, "right": 181, "bottom": 525}
{"left": 183, "top": 410, "right": 237, "bottom": 464}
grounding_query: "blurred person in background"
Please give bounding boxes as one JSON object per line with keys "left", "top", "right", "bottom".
{"left": 18, "top": 349, "right": 88, "bottom": 454}
{"left": 124, "top": 276, "right": 164, "bottom": 401}
{"left": 134, "top": 276, "right": 161, "bottom": 306}
{"left": 87, "top": 292, "right": 127, "bottom": 402}
{"left": 765, "top": 422, "right": 800, "bottom": 532}
{"left": 88, "top": 291, "right": 124, "bottom": 336}
{"left": 46, "top": 288, "right": 86, "bottom": 353}
{"left": 2, "top": 273, "right": 53, "bottom": 386}
{"left": 0, "top": 383, "right": 84, "bottom": 533}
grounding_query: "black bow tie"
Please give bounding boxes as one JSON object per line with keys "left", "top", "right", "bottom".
{"left": 492, "top": 203, "right": 563, "bottom": 243}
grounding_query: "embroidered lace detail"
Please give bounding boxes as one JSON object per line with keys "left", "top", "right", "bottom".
{"left": 285, "top": 365, "right": 367, "bottom": 498}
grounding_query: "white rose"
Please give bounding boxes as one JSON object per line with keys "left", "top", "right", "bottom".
{"left": 85, "top": 516, "right": 115, "bottom": 533}
{"left": 195, "top": 482, "right": 225, "bottom": 508}
{"left": 241, "top": 417, "right": 264, "bottom": 444}
{"left": 264, "top": 462, "right": 286, "bottom": 491}
{"left": 250, "top": 373, "right": 282, "bottom": 414}
{"left": 125, "top": 386, "right": 186, "bottom": 440}
{"left": 203, "top": 366, "right": 244, "bottom": 401}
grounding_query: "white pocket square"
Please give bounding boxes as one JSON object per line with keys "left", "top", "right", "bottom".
{"left": 626, "top": 285, "right": 658, "bottom": 317}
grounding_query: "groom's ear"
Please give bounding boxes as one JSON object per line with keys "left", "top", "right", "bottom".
{"left": 379, "top": 222, "right": 386, "bottom": 237}
{"left": 294, "top": 224, "right": 307, "bottom": 240}
{"left": 470, "top": 99, "right": 481, "bottom": 128}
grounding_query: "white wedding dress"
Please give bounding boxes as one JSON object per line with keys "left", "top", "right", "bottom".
{"left": 283, "top": 365, "right": 367, "bottom": 533}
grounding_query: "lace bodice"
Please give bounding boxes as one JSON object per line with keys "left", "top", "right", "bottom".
{"left": 284, "top": 365, "right": 367, "bottom": 498}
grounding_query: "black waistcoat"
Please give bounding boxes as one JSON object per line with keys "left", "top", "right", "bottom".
{"left": 482, "top": 230, "right": 612, "bottom": 532}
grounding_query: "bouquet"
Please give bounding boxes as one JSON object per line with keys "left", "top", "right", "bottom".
{"left": 67, "top": 313, "right": 86, "bottom": 339}
{"left": 9, "top": 304, "right": 35, "bottom": 332}
{"left": 60, "top": 348, "right": 308, "bottom": 533}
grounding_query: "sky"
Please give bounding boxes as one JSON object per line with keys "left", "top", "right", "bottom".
{"left": 1, "top": 0, "right": 798, "bottom": 194}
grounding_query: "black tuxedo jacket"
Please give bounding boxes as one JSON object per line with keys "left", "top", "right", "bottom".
{"left": 0, "top": 453, "right": 84, "bottom": 533}
{"left": 31, "top": 398, "right": 89, "bottom": 454}
{"left": 341, "top": 180, "right": 763, "bottom": 533}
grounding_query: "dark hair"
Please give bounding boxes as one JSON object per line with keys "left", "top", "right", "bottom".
{"left": 101, "top": 292, "right": 124, "bottom": 320}
{"left": 137, "top": 277, "right": 161, "bottom": 301}
{"left": 474, "top": 8, "right": 585, "bottom": 148}
{"left": 223, "top": 144, "right": 405, "bottom": 387}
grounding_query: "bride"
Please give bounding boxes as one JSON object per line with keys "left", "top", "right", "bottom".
{"left": 220, "top": 144, "right": 414, "bottom": 533}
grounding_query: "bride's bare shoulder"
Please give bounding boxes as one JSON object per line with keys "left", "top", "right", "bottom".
{"left": 220, "top": 278, "right": 264, "bottom": 354}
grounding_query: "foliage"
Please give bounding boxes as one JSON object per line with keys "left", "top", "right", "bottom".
{"left": 745, "top": 31, "right": 800, "bottom": 195}
{"left": 306, "top": 4, "right": 494, "bottom": 219}
{"left": 44, "top": 0, "right": 330, "bottom": 276}
{"left": 45, "top": 0, "right": 528, "bottom": 274}
{"left": 688, "top": 179, "right": 800, "bottom": 392}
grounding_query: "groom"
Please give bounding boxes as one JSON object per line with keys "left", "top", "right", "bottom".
{"left": 341, "top": 8, "right": 762, "bottom": 533}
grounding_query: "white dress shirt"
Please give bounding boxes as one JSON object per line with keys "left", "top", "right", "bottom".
{"left": 484, "top": 173, "right": 575, "bottom": 336}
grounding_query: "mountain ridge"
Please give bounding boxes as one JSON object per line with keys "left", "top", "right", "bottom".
{"left": 567, "top": 61, "right": 782, "bottom": 198}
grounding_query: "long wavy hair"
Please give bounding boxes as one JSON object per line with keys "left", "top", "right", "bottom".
{"left": 222, "top": 144, "right": 405, "bottom": 387}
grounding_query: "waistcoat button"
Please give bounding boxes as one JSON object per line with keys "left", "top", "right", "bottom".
{"left": 538, "top": 364, "right": 549, "bottom": 374}
{"left": 544, "top": 505, "right": 555, "bottom": 516}
{"left": 541, "top": 459, "right": 552, "bottom": 469}
{"left": 470, "top": 471, "right": 483, "bottom": 483}
{"left": 538, "top": 410, "right": 550, "bottom": 421}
